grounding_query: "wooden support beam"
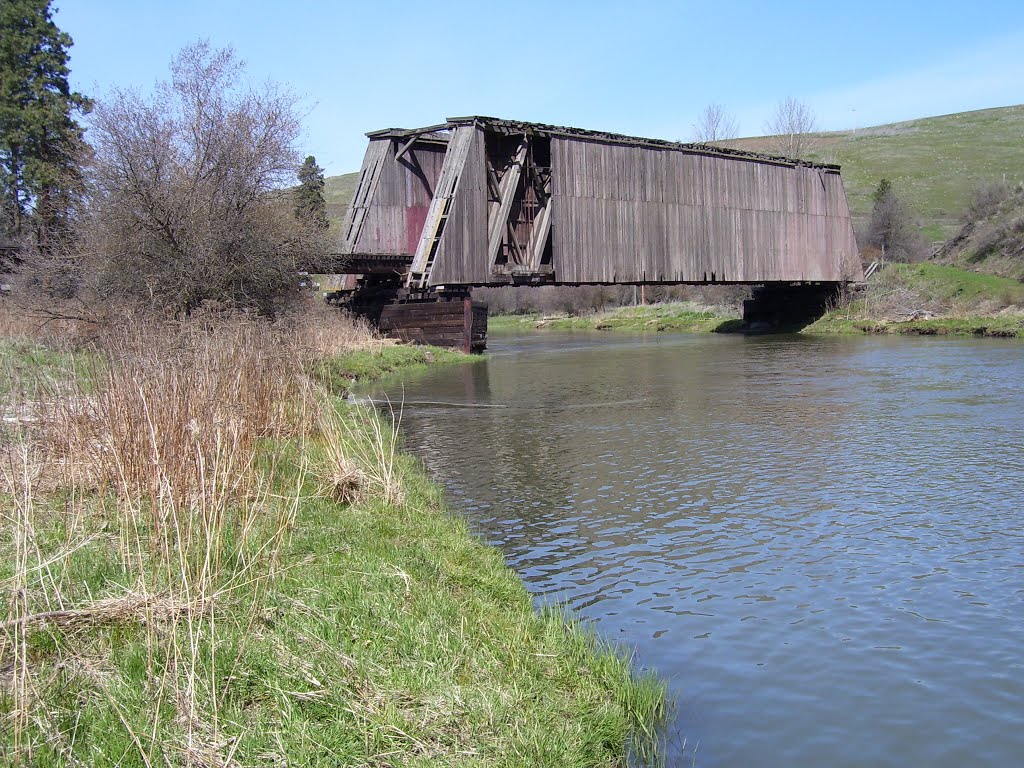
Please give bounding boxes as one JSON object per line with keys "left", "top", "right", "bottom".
{"left": 394, "top": 136, "right": 419, "bottom": 162}
{"left": 393, "top": 123, "right": 451, "bottom": 161}
{"left": 526, "top": 201, "right": 552, "bottom": 271}
{"left": 485, "top": 159, "right": 500, "bottom": 200}
{"left": 407, "top": 125, "right": 476, "bottom": 288}
{"left": 486, "top": 138, "right": 528, "bottom": 267}
{"left": 506, "top": 223, "right": 526, "bottom": 265}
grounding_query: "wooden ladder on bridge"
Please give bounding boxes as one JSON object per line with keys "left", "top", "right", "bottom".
{"left": 407, "top": 126, "right": 475, "bottom": 290}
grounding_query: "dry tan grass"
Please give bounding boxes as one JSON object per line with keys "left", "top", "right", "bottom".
{"left": 0, "top": 295, "right": 101, "bottom": 349}
{"left": 284, "top": 297, "right": 390, "bottom": 358}
{"left": 317, "top": 396, "right": 405, "bottom": 508}
{"left": 0, "top": 305, "right": 383, "bottom": 764}
{"left": 0, "top": 591, "right": 197, "bottom": 635}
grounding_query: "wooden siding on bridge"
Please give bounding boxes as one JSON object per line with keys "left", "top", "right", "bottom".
{"left": 348, "top": 139, "right": 447, "bottom": 256}
{"left": 549, "top": 138, "right": 858, "bottom": 283}
{"left": 339, "top": 117, "right": 861, "bottom": 286}
{"left": 430, "top": 126, "right": 492, "bottom": 285}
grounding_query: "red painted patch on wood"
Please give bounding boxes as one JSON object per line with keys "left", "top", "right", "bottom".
{"left": 406, "top": 205, "right": 429, "bottom": 253}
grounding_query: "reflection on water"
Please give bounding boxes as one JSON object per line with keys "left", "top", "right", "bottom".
{"left": 363, "top": 332, "right": 1024, "bottom": 768}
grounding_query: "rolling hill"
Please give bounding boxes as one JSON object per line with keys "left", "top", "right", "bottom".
{"left": 730, "top": 104, "right": 1024, "bottom": 242}
{"left": 324, "top": 105, "right": 1024, "bottom": 244}
{"left": 323, "top": 171, "right": 360, "bottom": 227}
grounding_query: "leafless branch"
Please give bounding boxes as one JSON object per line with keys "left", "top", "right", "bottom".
{"left": 692, "top": 104, "right": 739, "bottom": 143}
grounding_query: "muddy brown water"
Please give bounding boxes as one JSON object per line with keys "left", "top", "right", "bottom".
{"left": 360, "top": 331, "right": 1024, "bottom": 767}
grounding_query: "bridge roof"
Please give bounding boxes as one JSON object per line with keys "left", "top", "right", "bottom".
{"left": 367, "top": 115, "right": 842, "bottom": 173}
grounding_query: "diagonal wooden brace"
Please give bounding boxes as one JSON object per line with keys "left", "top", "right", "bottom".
{"left": 486, "top": 138, "right": 528, "bottom": 267}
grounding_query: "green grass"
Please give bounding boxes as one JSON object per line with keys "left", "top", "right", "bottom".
{"left": 803, "top": 263, "right": 1024, "bottom": 338}
{"left": 323, "top": 172, "right": 360, "bottom": 208}
{"left": 489, "top": 303, "right": 739, "bottom": 334}
{"left": 2, "top": 340, "right": 667, "bottom": 766}
{"left": 729, "top": 104, "right": 1024, "bottom": 239}
{"left": 887, "top": 262, "right": 1024, "bottom": 305}
{"left": 310, "top": 344, "right": 474, "bottom": 394}
{"left": 804, "top": 314, "right": 1024, "bottom": 338}
{"left": 323, "top": 171, "right": 360, "bottom": 228}
{"left": 1, "top": 414, "right": 667, "bottom": 765}
{"left": 0, "top": 340, "right": 97, "bottom": 396}
{"left": 488, "top": 314, "right": 546, "bottom": 332}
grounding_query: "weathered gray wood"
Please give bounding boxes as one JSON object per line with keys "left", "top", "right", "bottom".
{"left": 341, "top": 116, "right": 861, "bottom": 287}
{"left": 339, "top": 139, "right": 390, "bottom": 253}
{"left": 486, "top": 138, "right": 528, "bottom": 267}
{"left": 428, "top": 126, "right": 489, "bottom": 286}
{"left": 548, "top": 135, "right": 859, "bottom": 283}
{"left": 526, "top": 201, "right": 551, "bottom": 271}
{"left": 408, "top": 125, "right": 476, "bottom": 287}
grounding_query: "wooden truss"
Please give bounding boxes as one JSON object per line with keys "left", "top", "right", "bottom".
{"left": 406, "top": 124, "right": 553, "bottom": 289}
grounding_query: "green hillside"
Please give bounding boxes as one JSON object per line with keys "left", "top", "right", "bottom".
{"left": 933, "top": 184, "right": 1024, "bottom": 280}
{"left": 729, "top": 105, "right": 1024, "bottom": 241}
{"left": 324, "top": 105, "right": 1024, "bottom": 242}
{"left": 323, "top": 171, "right": 360, "bottom": 225}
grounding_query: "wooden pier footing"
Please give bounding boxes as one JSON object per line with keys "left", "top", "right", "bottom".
{"left": 329, "top": 283, "right": 488, "bottom": 353}
{"left": 376, "top": 298, "right": 488, "bottom": 353}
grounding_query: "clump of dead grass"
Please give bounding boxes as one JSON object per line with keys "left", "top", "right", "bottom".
{"left": 316, "top": 395, "right": 404, "bottom": 508}
{"left": 0, "top": 305, "right": 384, "bottom": 765}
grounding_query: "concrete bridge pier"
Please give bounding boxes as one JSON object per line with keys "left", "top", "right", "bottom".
{"left": 742, "top": 283, "right": 843, "bottom": 332}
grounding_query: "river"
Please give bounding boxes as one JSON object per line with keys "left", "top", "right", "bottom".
{"left": 361, "top": 331, "right": 1024, "bottom": 767}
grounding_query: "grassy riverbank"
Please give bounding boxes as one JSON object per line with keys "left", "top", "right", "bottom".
{"left": 490, "top": 302, "right": 739, "bottom": 335}
{"left": 310, "top": 342, "right": 472, "bottom": 393}
{"left": 803, "top": 263, "right": 1024, "bottom": 338}
{"left": 0, "top": 313, "right": 666, "bottom": 766}
{"left": 490, "top": 264, "right": 1024, "bottom": 340}
{"left": 803, "top": 313, "right": 1024, "bottom": 338}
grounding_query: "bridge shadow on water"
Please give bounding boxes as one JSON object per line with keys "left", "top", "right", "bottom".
{"left": 711, "top": 316, "right": 824, "bottom": 335}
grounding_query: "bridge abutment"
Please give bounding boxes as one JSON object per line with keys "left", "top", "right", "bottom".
{"left": 742, "top": 283, "right": 842, "bottom": 332}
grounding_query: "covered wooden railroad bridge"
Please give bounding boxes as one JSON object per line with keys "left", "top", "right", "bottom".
{"left": 334, "top": 116, "right": 861, "bottom": 351}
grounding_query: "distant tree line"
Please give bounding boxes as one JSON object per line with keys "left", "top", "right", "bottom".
{"left": 475, "top": 284, "right": 751, "bottom": 317}
{"left": 690, "top": 97, "right": 819, "bottom": 159}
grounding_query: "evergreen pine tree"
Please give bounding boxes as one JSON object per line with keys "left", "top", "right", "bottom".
{"left": 0, "top": 0, "right": 90, "bottom": 239}
{"left": 295, "top": 155, "right": 329, "bottom": 230}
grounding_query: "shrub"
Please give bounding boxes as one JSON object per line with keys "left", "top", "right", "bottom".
{"left": 962, "top": 179, "right": 1013, "bottom": 223}
{"left": 75, "top": 42, "right": 328, "bottom": 316}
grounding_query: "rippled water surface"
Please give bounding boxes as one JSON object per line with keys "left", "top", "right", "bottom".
{"left": 364, "top": 331, "right": 1024, "bottom": 767}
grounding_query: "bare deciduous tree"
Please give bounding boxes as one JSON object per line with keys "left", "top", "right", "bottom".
{"left": 692, "top": 104, "right": 739, "bottom": 143}
{"left": 764, "top": 97, "right": 818, "bottom": 159}
{"left": 78, "top": 41, "right": 328, "bottom": 315}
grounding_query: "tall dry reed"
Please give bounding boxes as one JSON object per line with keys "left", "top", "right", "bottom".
{"left": 2, "top": 306, "right": 380, "bottom": 764}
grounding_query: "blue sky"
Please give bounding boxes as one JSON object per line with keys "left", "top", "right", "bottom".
{"left": 56, "top": 0, "right": 1024, "bottom": 175}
